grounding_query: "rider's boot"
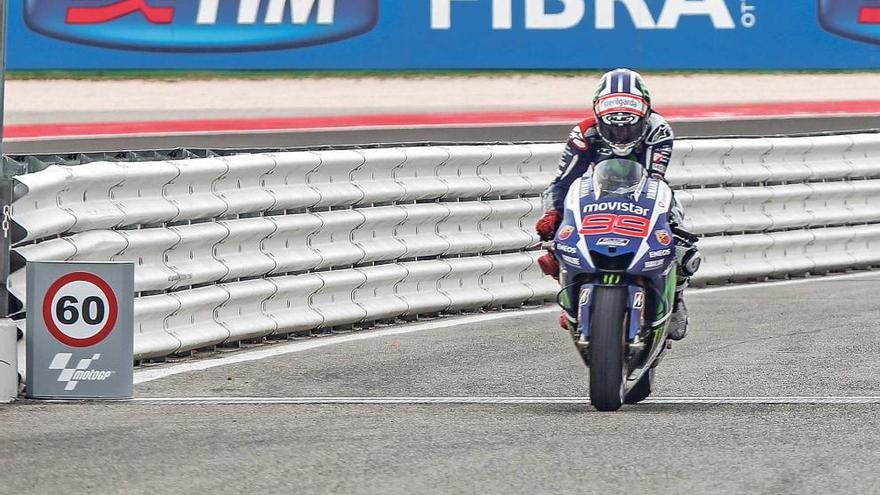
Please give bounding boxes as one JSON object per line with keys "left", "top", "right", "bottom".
{"left": 667, "top": 284, "right": 688, "bottom": 341}
{"left": 668, "top": 236, "right": 702, "bottom": 341}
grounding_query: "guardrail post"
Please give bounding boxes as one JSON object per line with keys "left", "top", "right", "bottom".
{"left": 0, "top": 0, "right": 15, "bottom": 401}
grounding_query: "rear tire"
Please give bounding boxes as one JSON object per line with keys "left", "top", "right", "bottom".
{"left": 588, "top": 286, "right": 628, "bottom": 412}
{"left": 625, "top": 367, "right": 654, "bottom": 404}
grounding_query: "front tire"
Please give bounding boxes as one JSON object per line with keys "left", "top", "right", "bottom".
{"left": 625, "top": 367, "right": 654, "bottom": 404}
{"left": 588, "top": 286, "right": 628, "bottom": 412}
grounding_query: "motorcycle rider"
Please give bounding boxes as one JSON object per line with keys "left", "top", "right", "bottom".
{"left": 536, "top": 68, "right": 701, "bottom": 341}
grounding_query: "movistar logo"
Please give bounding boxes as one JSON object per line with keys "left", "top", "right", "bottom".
{"left": 585, "top": 202, "right": 651, "bottom": 216}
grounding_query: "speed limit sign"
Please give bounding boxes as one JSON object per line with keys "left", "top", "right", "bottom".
{"left": 43, "top": 272, "right": 119, "bottom": 348}
{"left": 27, "top": 262, "right": 133, "bottom": 399}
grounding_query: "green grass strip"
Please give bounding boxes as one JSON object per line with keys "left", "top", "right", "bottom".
{"left": 7, "top": 69, "right": 880, "bottom": 81}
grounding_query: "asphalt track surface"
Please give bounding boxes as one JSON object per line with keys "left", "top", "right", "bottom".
{"left": 2, "top": 274, "right": 880, "bottom": 494}
{"left": 3, "top": 119, "right": 880, "bottom": 494}
{"left": 5, "top": 115, "right": 879, "bottom": 155}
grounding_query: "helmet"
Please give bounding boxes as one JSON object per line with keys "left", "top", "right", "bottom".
{"left": 593, "top": 68, "right": 652, "bottom": 156}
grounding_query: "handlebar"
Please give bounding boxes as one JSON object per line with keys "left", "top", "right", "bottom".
{"left": 672, "top": 225, "right": 700, "bottom": 244}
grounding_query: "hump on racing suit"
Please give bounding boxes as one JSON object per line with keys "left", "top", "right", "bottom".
{"left": 542, "top": 112, "right": 675, "bottom": 212}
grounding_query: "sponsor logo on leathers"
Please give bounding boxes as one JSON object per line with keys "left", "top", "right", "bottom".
{"left": 646, "top": 122, "right": 674, "bottom": 145}
{"left": 645, "top": 181, "right": 659, "bottom": 200}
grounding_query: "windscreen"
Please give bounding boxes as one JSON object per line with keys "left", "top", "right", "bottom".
{"left": 593, "top": 159, "right": 646, "bottom": 196}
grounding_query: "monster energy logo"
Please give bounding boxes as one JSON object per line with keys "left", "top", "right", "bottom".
{"left": 602, "top": 274, "right": 622, "bottom": 284}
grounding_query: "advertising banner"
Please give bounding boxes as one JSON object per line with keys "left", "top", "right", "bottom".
{"left": 7, "top": 0, "right": 880, "bottom": 70}
{"left": 26, "top": 261, "right": 134, "bottom": 400}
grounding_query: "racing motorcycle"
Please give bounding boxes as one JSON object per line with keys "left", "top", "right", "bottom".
{"left": 548, "top": 158, "right": 692, "bottom": 411}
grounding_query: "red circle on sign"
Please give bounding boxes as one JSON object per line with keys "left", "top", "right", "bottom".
{"left": 42, "top": 271, "right": 118, "bottom": 348}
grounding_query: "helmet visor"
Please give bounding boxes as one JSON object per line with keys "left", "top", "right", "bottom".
{"left": 597, "top": 115, "right": 647, "bottom": 147}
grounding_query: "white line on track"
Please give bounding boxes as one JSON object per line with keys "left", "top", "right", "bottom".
{"left": 691, "top": 270, "right": 880, "bottom": 294}
{"left": 134, "top": 271, "right": 880, "bottom": 385}
{"left": 118, "top": 396, "right": 880, "bottom": 405}
{"left": 134, "top": 307, "right": 558, "bottom": 384}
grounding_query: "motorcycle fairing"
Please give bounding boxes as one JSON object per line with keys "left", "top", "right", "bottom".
{"left": 556, "top": 166, "right": 677, "bottom": 351}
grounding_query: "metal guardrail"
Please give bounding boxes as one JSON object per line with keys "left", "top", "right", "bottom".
{"left": 2, "top": 141, "right": 554, "bottom": 175}
{"left": 6, "top": 127, "right": 877, "bottom": 174}
{"left": 8, "top": 144, "right": 561, "bottom": 364}
{"left": 5, "top": 133, "right": 880, "bottom": 371}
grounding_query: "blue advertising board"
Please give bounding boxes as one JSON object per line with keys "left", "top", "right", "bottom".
{"left": 7, "top": 0, "right": 880, "bottom": 69}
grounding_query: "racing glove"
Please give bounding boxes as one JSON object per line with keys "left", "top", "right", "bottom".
{"left": 538, "top": 251, "right": 560, "bottom": 280}
{"left": 536, "top": 209, "right": 563, "bottom": 241}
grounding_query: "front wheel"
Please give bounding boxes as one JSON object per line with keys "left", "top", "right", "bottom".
{"left": 625, "top": 367, "right": 654, "bottom": 404}
{"left": 588, "top": 286, "right": 628, "bottom": 412}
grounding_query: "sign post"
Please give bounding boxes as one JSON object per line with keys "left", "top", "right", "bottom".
{"left": 0, "top": 318, "right": 14, "bottom": 401}
{"left": 26, "top": 262, "right": 134, "bottom": 399}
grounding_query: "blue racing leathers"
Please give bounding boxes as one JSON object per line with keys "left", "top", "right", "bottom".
{"left": 541, "top": 111, "right": 699, "bottom": 284}
{"left": 542, "top": 112, "right": 678, "bottom": 219}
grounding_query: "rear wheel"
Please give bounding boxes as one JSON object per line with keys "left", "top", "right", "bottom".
{"left": 624, "top": 367, "right": 654, "bottom": 404}
{"left": 588, "top": 286, "right": 628, "bottom": 412}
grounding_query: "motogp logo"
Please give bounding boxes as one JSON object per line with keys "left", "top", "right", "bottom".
{"left": 48, "top": 353, "right": 115, "bottom": 391}
{"left": 819, "top": 0, "right": 880, "bottom": 45}
{"left": 24, "top": 0, "right": 380, "bottom": 52}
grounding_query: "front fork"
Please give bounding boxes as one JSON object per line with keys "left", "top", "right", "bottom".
{"left": 573, "top": 282, "right": 646, "bottom": 360}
